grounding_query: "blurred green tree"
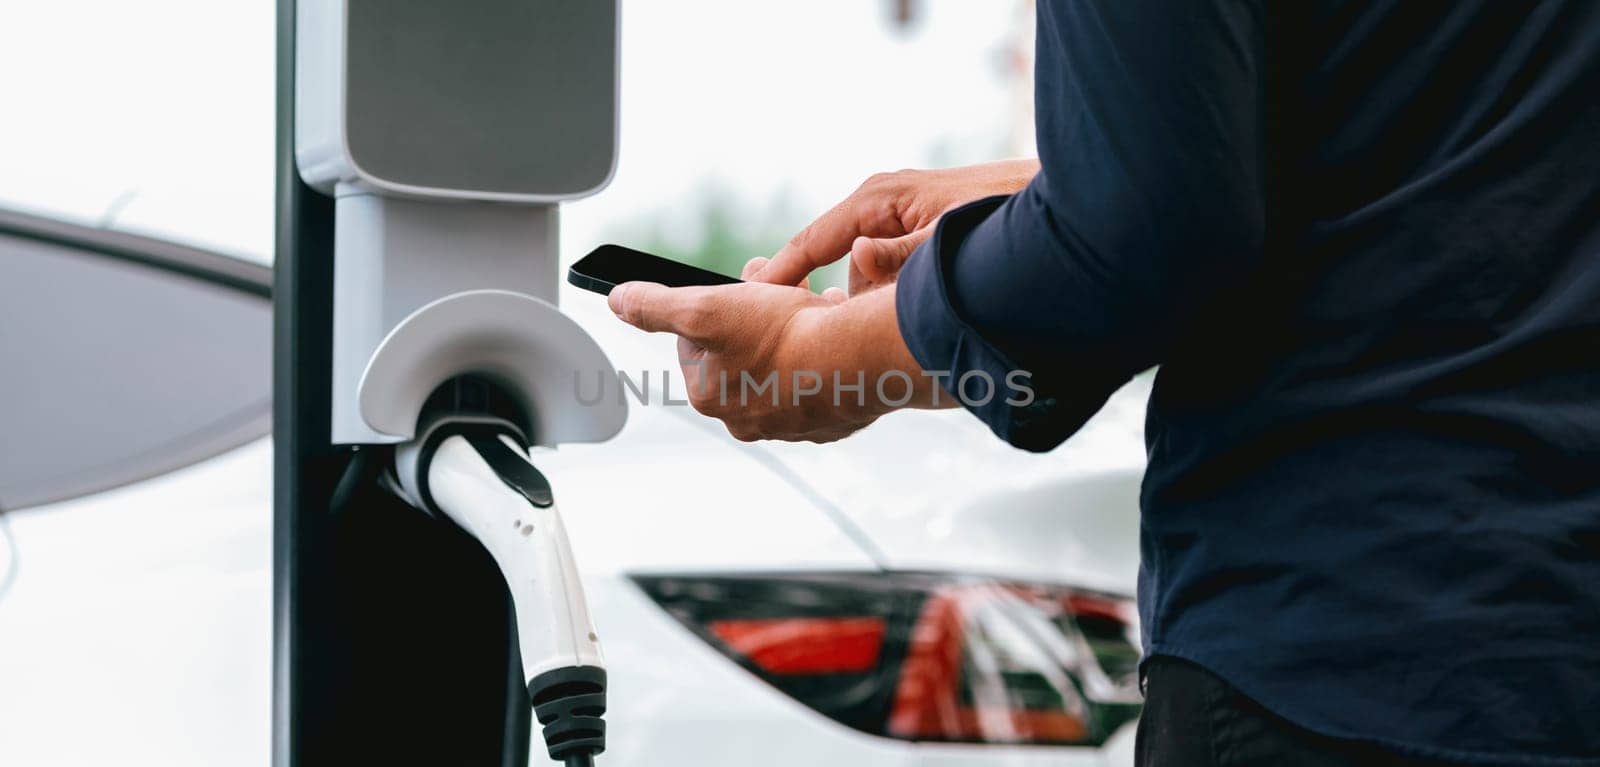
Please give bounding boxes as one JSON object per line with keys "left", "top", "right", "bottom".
{"left": 605, "top": 182, "right": 844, "bottom": 293}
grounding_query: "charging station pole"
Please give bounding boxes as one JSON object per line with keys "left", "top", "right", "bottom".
{"left": 273, "top": 2, "right": 622, "bottom": 764}
{"left": 272, "top": 0, "right": 340, "bottom": 762}
{"left": 273, "top": 2, "right": 531, "bottom": 764}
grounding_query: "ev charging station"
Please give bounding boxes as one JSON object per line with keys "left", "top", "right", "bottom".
{"left": 273, "top": 2, "right": 624, "bottom": 764}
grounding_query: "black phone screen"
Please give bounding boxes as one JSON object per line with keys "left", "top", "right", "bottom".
{"left": 568, "top": 245, "right": 742, "bottom": 295}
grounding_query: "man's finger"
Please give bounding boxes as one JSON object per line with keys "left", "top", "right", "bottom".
{"left": 756, "top": 181, "right": 909, "bottom": 285}
{"left": 756, "top": 206, "right": 857, "bottom": 286}
{"left": 847, "top": 258, "right": 871, "bottom": 297}
{"left": 608, "top": 281, "right": 718, "bottom": 341}
{"left": 740, "top": 256, "right": 770, "bottom": 280}
{"left": 850, "top": 227, "right": 932, "bottom": 284}
{"left": 745, "top": 254, "right": 809, "bottom": 290}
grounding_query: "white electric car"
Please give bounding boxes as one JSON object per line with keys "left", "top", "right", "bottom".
{"left": 0, "top": 209, "right": 1146, "bottom": 766}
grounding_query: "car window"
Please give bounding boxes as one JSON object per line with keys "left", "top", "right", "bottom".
{"left": 0, "top": 209, "right": 271, "bottom": 511}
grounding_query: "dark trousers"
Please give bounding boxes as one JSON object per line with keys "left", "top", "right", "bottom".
{"left": 1135, "top": 656, "right": 1460, "bottom": 767}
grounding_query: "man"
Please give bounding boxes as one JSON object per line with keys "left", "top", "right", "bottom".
{"left": 609, "top": 2, "right": 1600, "bottom": 764}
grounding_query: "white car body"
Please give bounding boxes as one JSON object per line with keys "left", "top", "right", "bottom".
{"left": 0, "top": 289, "right": 1148, "bottom": 767}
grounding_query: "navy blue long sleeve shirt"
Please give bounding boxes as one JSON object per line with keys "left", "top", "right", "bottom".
{"left": 896, "top": 1, "right": 1600, "bottom": 762}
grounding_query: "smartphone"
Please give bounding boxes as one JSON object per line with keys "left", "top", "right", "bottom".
{"left": 568, "top": 244, "right": 742, "bottom": 295}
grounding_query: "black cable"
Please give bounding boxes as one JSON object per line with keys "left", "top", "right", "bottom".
{"left": 564, "top": 754, "right": 595, "bottom": 767}
{"left": 329, "top": 446, "right": 387, "bottom": 514}
{"left": 500, "top": 597, "right": 532, "bottom": 767}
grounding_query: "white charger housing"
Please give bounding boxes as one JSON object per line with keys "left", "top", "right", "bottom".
{"left": 294, "top": 0, "right": 624, "bottom": 445}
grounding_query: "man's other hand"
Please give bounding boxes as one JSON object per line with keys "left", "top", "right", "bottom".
{"left": 753, "top": 159, "right": 1039, "bottom": 293}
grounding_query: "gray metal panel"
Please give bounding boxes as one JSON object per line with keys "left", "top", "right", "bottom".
{"left": 344, "top": 0, "right": 618, "bottom": 197}
{"left": 0, "top": 225, "right": 271, "bottom": 510}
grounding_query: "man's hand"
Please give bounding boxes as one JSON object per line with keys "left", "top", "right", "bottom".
{"left": 601, "top": 163, "right": 1037, "bottom": 442}
{"left": 754, "top": 159, "right": 1039, "bottom": 293}
{"left": 608, "top": 278, "right": 948, "bottom": 443}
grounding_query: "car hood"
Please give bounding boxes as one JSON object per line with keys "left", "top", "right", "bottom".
{"left": 747, "top": 383, "right": 1147, "bottom": 594}
{"left": 548, "top": 290, "right": 1146, "bottom": 595}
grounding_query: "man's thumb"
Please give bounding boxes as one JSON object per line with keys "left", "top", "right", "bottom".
{"left": 608, "top": 281, "right": 685, "bottom": 335}
{"left": 850, "top": 228, "right": 931, "bottom": 283}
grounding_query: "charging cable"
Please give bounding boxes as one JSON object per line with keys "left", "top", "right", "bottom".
{"left": 392, "top": 415, "right": 608, "bottom": 767}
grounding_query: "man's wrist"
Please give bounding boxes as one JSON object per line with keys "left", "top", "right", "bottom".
{"left": 804, "top": 287, "right": 951, "bottom": 417}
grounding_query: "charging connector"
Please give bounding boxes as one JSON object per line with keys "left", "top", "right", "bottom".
{"left": 391, "top": 398, "right": 607, "bottom": 766}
